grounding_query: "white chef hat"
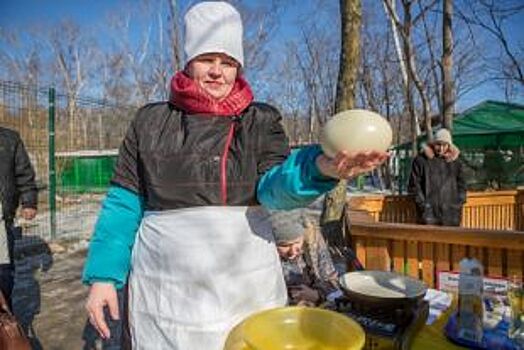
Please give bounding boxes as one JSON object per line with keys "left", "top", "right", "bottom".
{"left": 184, "top": 1, "right": 244, "bottom": 67}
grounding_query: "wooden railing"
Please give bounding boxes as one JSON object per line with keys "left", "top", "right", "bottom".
{"left": 349, "top": 220, "right": 524, "bottom": 289}
{"left": 348, "top": 190, "right": 524, "bottom": 231}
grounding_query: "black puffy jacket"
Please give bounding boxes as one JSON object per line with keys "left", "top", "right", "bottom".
{"left": 111, "top": 101, "right": 290, "bottom": 210}
{"left": 408, "top": 145, "right": 466, "bottom": 226}
{"left": 0, "top": 127, "right": 38, "bottom": 222}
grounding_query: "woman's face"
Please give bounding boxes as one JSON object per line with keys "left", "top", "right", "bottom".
{"left": 433, "top": 142, "right": 450, "bottom": 157}
{"left": 277, "top": 236, "right": 304, "bottom": 261}
{"left": 186, "top": 53, "right": 239, "bottom": 101}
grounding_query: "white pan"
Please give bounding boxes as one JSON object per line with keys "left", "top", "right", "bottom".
{"left": 339, "top": 270, "right": 427, "bottom": 307}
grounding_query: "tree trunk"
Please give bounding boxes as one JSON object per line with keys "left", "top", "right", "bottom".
{"left": 168, "top": 0, "right": 182, "bottom": 72}
{"left": 335, "top": 0, "right": 361, "bottom": 113}
{"left": 321, "top": 0, "right": 361, "bottom": 270}
{"left": 442, "top": 0, "right": 454, "bottom": 130}
{"left": 419, "top": 1, "right": 442, "bottom": 119}
{"left": 399, "top": 1, "right": 419, "bottom": 154}
{"left": 383, "top": 0, "right": 420, "bottom": 152}
{"left": 331, "top": 0, "right": 362, "bottom": 214}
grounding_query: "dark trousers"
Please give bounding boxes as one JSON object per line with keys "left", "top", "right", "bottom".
{"left": 0, "top": 222, "right": 15, "bottom": 307}
{"left": 0, "top": 264, "right": 13, "bottom": 305}
{"left": 83, "top": 288, "right": 130, "bottom": 350}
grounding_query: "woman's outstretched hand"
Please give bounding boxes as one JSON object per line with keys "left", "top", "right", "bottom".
{"left": 316, "top": 150, "right": 389, "bottom": 180}
{"left": 85, "top": 282, "right": 120, "bottom": 339}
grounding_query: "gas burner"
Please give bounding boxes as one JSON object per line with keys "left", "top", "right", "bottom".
{"left": 334, "top": 297, "right": 429, "bottom": 350}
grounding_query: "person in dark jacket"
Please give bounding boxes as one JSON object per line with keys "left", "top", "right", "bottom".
{"left": 82, "top": 2, "right": 388, "bottom": 349}
{"left": 408, "top": 128, "right": 466, "bottom": 226}
{"left": 0, "top": 127, "right": 38, "bottom": 305}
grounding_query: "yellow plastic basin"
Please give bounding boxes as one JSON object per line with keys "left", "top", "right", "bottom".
{"left": 224, "top": 307, "right": 365, "bottom": 350}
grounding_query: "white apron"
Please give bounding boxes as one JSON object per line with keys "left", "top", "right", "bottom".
{"left": 128, "top": 206, "right": 287, "bottom": 349}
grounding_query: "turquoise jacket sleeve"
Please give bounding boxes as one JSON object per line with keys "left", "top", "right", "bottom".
{"left": 257, "top": 145, "right": 337, "bottom": 209}
{"left": 82, "top": 185, "right": 144, "bottom": 289}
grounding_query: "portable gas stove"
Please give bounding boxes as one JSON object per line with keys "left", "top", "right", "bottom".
{"left": 335, "top": 296, "right": 430, "bottom": 350}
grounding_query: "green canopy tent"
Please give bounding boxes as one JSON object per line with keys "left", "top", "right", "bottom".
{"left": 452, "top": 100, "right": 524, "bottom": 149}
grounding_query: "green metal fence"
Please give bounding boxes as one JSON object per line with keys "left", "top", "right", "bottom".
{"left": 0, "top": 80, "right": 135, "bottom": 240}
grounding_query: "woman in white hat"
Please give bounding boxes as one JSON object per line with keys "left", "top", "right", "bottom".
{"left": 82, "top": 2, "right": 388, "bottom": 348}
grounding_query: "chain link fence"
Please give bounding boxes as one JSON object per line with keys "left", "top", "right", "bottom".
{"left": 0, "top": 80, "right": 136, "bottom": 241}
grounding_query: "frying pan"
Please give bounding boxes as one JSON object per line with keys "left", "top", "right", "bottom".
{"left": 339, "top": 270, "right": 427, "bottom": 307}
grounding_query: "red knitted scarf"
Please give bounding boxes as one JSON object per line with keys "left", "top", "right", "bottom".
{"left": 169, "top": 71, "right": 254, "bottom": 116}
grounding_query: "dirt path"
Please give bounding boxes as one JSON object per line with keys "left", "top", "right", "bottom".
{"left": 32, "top": 249, "right": 90, "bottom": 350}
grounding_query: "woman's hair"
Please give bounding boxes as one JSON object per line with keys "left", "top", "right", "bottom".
{"left": 183, "top": 55, "right": 243, "bottom": 78}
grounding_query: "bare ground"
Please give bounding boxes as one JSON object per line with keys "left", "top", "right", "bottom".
{"left": 32, "top": 249, "right": 90, "bottom": 350}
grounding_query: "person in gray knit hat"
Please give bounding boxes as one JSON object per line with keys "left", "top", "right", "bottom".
{"left": 270, "top": 210, "right": 342, "bottom": 306}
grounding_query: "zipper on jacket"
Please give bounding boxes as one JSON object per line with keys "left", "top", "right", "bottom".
{"left": 220, "top": 116, "right": 240, "bottom": 205}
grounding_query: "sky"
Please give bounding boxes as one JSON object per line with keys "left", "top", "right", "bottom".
{"left": 1, "top": 0, "right": 523, "bottom": 112}
{"left": 0, "top": 0, "right": 122, "bottom": 26}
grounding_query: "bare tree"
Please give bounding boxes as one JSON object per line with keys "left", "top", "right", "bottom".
{"left": 272, "top": 47, "right": 305, "bottom": 145}
{"left": 127, "top": 19, "right": 157, "bottom": 103}
{"left": 418, "top": 1, "right": 443, "bottom": 117}
{"left": 0, "top": 29, "right": 43, "bottom": 86}
{"left": 47, "top": 20, "right": 97, "bottom": 149}
{"left": 235, "top": 0, "right": 287, "bottom": 95}
{"left": 357, "top": 3, "right": 408, "bottom": 145}
{"left": 335, "top": 0, "right": 361, "bottom": 112}
{"left": 167, "top": 0, "right": 182, "bottom": 73}
{"left": 384, "top": 0, "right": 437, "bottom": 146}
{"left": 49, "top": 21, "right": 90, "bottom": 101}
{"left": 319, "top": 0, "right": 362, "bottom": 268}
{"left": 415, "top": 0, "right": 482, "bottom": 129}
{"left": 456, "top": 0, "right": 524, "bottom": 99}
{"left": 276, "top": 25, "right": 338, "bottom": 143}
{"left": 442, "top": 0, "right": 455, "bottom": 130}
{"left": 105, "top": 2, "right": 170, "bottom": 104}
{"left": 0, "top": 29, "right": 43, "bottom": 129}
{"left": 300, "top": 28, "right": 338, "bottom": 128}
{"left": 99, "top": 49, "right": 131, "bottom": 105}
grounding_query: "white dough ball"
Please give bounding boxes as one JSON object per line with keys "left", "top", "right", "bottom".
{"left": 320, "top": 109, "right": 393, "bottom": 158}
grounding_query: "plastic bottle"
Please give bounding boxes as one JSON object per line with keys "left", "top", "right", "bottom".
{"left": 457, "top": 258, "right": 484, "bottom": 344}
{"left": 508, "top": 275, "right": 524, "bottom": 346}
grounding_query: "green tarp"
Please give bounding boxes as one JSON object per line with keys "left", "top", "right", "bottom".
{"left": 394, "top": 100, "right": 524, "bottom": 150}
{"left": 452, "top": 100, "right": 524, "bottom": 149}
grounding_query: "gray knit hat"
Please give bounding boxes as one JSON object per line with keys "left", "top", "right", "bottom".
{"left": 270, "top": 209, "right": 306, "bottom": 243}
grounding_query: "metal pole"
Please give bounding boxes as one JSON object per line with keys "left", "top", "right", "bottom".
{"left": 398, "top": 149, "right": 405, "bottom": 195}
{"left": 48, "top": 87, "right": 56, "bottom": 239}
